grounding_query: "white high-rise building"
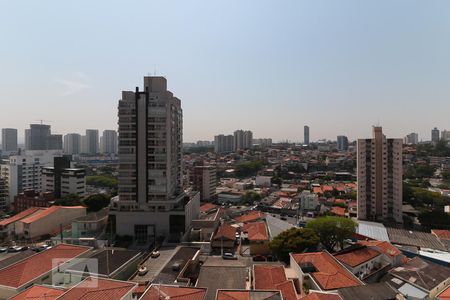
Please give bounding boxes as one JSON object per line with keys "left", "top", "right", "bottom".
{"left": 1, "top": 128, "right": 18, "bottom": 154}
{"left": 441, "top": 130, "right": 450, "bottom": 141}
{"left": 404, "top": 133, "right": 419, "bottom": 145}
{"left": 111, "top": 76, "right": 199, "bottom": 244}
{"left": 233, "top": 129, "right": 253, "bottom": 151}
{"left": 214, "top": 134, "right": 234, "bottom": 153}
{"left": 0, "top": 150, "right": 63, "bottom": 205}
{"left": 357, "top": 127, "right": 403, "bottom": 223}
{"left": 83, "top": 129, "right": 99, "bottom": 155}
{"left": 64, "top": 133, "right": 82, "bottom": 155}
{"left": 100, "top": 130, "right": 118, "bottom": 155}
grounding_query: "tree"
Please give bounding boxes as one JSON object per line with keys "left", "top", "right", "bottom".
{"left": 306, "top": 216, "right": 356, "bottom": 252}
{"left": 269, "top": 228, "right": 319, "bottom": 263}
{"left": 235, "top": 160, "right": 264, "bottom": 178}
{"left": 241, "top": 191, "right": 261, "bottom": 205}
{"left": 54, "top": 194, "right": 82, "bottom": 206}
{"left": 83, "top": 194, "right": 111, "bottom": 212}
{"left": 86, "top": 175, "right": 118, "bottom": 189}
{"left": 418, "top": 210, "right": 450, "bottom": 229}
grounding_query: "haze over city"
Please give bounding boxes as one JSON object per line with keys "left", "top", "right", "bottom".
{"left": 1, "top": 0, "right": 450, "bottom": 143}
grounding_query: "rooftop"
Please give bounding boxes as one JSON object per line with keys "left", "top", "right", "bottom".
{"left": 11, "top": 285, "right": 66, "bottom": 300}
{"left": 57, "top": 277, "right": 136, "bottom": 300}
{"left": 234, "top": 211, "right": 265, "bottom": 223}
{"left": 140, "top": 284, "right": 207, "bottom": 300}
{"left": 291, "top": 251, "right": 362, "bottom": 291}
{"left": 253, "top": 265, "right": 298, "bottom": 300}
{"left": 386, "top": 227, "right": 447, "bottom": 251}
{"left": 388, "top": 257, "right": 450, "bottom": 291}
{"left": 300, "top": 292, "right": 341, "bottom": 300}
{"left": 0, "top": 244, "right": 90, "bottom": 289}
{"left": 200, "top": 203, "right": 219, "bottom": 213}
{"left": 214, "top": 224, "right": 236, "bottom": 241}
{"left": 0, "top": 207, "right": 44, "bottom": 227}
{"left": 152, "top": 246, "right": 199, "bottom": 285}
{"left": 216, "top": 290, "right": 282, "bottom": 300}
{"left": 337, "top": 282, "right": 397, "bottom": 300}
{"left": 357, "top": 221, "right": 389, "bottom": 242}
{"left": 243, "top": 222, "right": 269, "bottom": 241}
{"left": 432, "top": 229, "right": 450, "bottom": 240}
{"left": 357, "top": 240, "right": 401, "bottom": 258}
{"left": 20, "top": 206, "right": 86, "bottom": 224}
{"left": 334, "top": 246, "right": 381, "bottom": 268}
{"left": 437, "top": 285, "right": 450, "bottom": 300}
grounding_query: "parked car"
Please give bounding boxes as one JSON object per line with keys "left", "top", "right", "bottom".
{"left": 150, "top": 251, "right": 160, "bottom": 258}
{"left": 222, "top": 252, "right": 238, "bottom": 260}
{"left": 0, "top": 247, "right": 7, "bottom": 253}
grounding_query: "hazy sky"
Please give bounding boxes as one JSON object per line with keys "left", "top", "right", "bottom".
{"left": 1, "top": 1, "right": 450, "bottom": 143}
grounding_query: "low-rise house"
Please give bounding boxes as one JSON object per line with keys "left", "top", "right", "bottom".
{"left": 0, "top": 244, "right": 91, "bottom": 299}
{"left": 386, "top": 227, "right": 447, "bottom": 251}
{"left": 385, "top": 257, "right": 450, "bottom": 299}
{"left": 69, "top": 207, "right": 109, "bottom": 245}
{"left": 301, "top": 292, "right": 341, "bottom": 300}
{"left": 0, "top": 207, "right": 44, "bottom": 240}
{"left": 358, "top": 240, "right": 404, "bottom": 267}
{"left": 19, "top": 205, "right": 86, "bottom": 240}
{"left": 334, "top": 246, "right": 387, "bottom": 280}
{"left": 437, "top": 285, "right": 450, "bottom": 300}
{"left": 140, "top": 284, "right": 207, "bottom": 300}
{"left": 337, "top": 282, "right": 397, "bottom": 300}
{"left": 242, "top": 221, "right": 270, "bottom": 256}
{"left": 253, "top": 265, "right": 299, "bottom": 300}
{"left": 432, "top": 229, "right": 450, "bottom": 251}
{"left": 212, "top": 223, "right": 236, "bottom": 251}
{"left": 10, "top": 285, "right": 66, "bottom": 300}
{"left": 56, "top": 277, "right": 137, "bottom": 300}
{"left": 13, "top": 190, "right": 53, "bottom": 213}
{"left": 290, "top": 251, "right": 363, "bottom": 293}
{"left": 234, "top": 211, "right": 265, "bottom": 224}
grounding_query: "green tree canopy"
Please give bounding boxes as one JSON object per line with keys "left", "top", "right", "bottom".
{"left": 269, "top": 227, "right": 319, "bottom": 263}
{"left": 83, "top": 193, "right": 111, "bottom": 212}
{"left": 86, "top": 175, "right": 118, "bottom": 189}
{"left": 235, "top": 160, "right": 264, "bottom": 178}
{"left": 241, "top": 191, "right": 261, "bottom": 205}
{"left": 306, "top": 216, "right": 356, "bottom": 252}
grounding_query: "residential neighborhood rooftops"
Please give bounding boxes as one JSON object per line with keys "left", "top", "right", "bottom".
{"left": 140, "top": 284, "right": 207, "bottom": 300}
{"left": 0, "top": 207, "right": 44, "bottom": 227}
{"left": 56, "top": 277, "right": 136, "bottom": 300}
{"left": 11, "top": 285, "right": 66, "bottom": 300}
{"left": 234, "top": 211, "right": 265, "bottom": 223}
{"left": 291, "top": 251, "right": 362, "bottom": 291}
{"left": 334, "top": 246, "right": 381, "bottom": 267}
{"left": 0, "top": 244, "right": 91, "bottom": 289}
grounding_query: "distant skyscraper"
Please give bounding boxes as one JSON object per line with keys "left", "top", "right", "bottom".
{"left": 64, "top": 133, "right": 82, "bottom": 155}
{"left": 25, "top": 124, "right": 51, "bottom": 150}
{"left": 431, "top": 127, "right": 440, "bottom": 143}
{"left": 214, "top": 134, "right": 234, "bottom": 153}
{"left": 48, "top": 134, "right": 63, "bottom": 150}
{"left": 233, "top": 129, "right": 253, "bottom": 151}
{"left": 100, "top": 130, "right": 118, "bottom": 154}
{"left": 337, "top": 135, "right": 349, "bottom": 151}
{"left": 404, "top": 133, "right": 419, "bottom": 145}
{"left": 1, "top": 128, "right": 18, "bottom": 153}
{"left": 111, "top": 76, "right": 199, "bottom": 242}
{"left": 441, "top": 130, "right": 450, "bottom": 141}
{"left": 304, "top": 125, "right": 310, "bottom": 145}
{"left": 84, "top": 129, "right": 99, "bottom": 155}
{"left": 357, "top": 127, "right": 403, "bottom": 223}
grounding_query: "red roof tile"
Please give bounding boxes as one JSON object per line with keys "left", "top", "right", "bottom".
{"left": 300, "top": 292, "right": 341, "bottom": 300}
{"left": 11, "top": 285, "right": 66, "bottom": 300}
{"left": 216, "top": 291, "right": 281, "bottom": 300}
{"left": 432, "top": 229, "right": 450, "bottom": 240}
{"left": 358, "top": 240, "right": 401, "bottom": 258}
{"left": 234, "top": 211, "right": 265, "bottom": 223}
{"left": 437, "top": 285, "right": 450, "bottom": 300}
{"left": 331, "top": 207, "right": 346, "bottom": 217}
{"left": 253, "top": 265, "right": 298, "bottom": 300}
{"left": 20, "top": 206, "right": 85, "bottom": 224}
{"left": 214, "top": 224, "right": 236, "bottom": 241}
{"left": 141, "top": 284, "right": 207, "bottom": 300}
{"left": 291, "top": 252, "right": 362, "bottom": 291}
{"left": 0, "top": 244, "right": 90, "bottom": 288}
{"left": 0, "top": 207, "right": 44, "bottom": 227}
{"left": 243, "top": 222, "right": 269, "bottom": 241}
{"left": 334, "top": 247, "right": 381, "bottom": 267}
{"left": 200, "top": 203, "right": 219, "bottom": 213}
{"left": 57, "top": 277, "right": 136, "bottom": 300}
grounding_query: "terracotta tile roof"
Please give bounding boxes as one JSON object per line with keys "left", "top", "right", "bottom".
{"left": 140, "top": 284, "right": 207, "bottom": 300}
{"left": 234, "top": 211, "right": 265, "bottom": 223}
{"left": 331, "top": 207, "right": 346, "bottom": 217}
{"left": 243, "top": 222, "right": 269, "bottom": 241}
{"left": 253, "top": 265, "right": 298, "bottom": 300}
{"left": 0, "top": 207, "right": 43, "bottom": 227}
{"left": 437, "top": 285, "right": 450, "bottom": 300}
{"left": 11, "top": 285, "right": 66, "bottom": 300}
{"left": 358, "top": 240, "right": 401, "bottom": 258}
{"left": 312, "top": 187, "right": 322, "bottom": 194}
{"left": 214, "top": 224, "right": 236, "bottom": 241}
{"left": 216, "top": 290, "right": 281, "bottom": 300}
{"left": 200, "top": 203, "right": 219, "bottom": 213}
{"left": 300, "top": 292, "right": 341, "bottom": 300}
{"left": 432, "top": 229, "right": 450, "bottom": 240}
{"left": 20, "top": 206, "right": 85, "bottom": 224}
{"left": 334, "top": 247, "right": 381, "bottom": 267}
{"left": 57, "top": 277, "right": 136, "bottom": 300}
{"left": 291, "top": 252, "right": 362, "bottom": 291}
{"left": 334, "top": 199, "right": 346, "bottom": 204}
{"left": 0, "top": 244, "right": 90, "bottom": 288}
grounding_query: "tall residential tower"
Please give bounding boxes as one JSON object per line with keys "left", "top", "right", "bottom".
{"left": 357, "top": 127, "right": 403, "bottom": 223}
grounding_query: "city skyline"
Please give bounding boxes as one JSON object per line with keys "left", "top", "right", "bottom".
{"left": 1, "top": 1, "right": 450, "bottom": 142}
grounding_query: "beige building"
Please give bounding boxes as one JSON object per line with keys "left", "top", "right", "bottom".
{"left": 111, "top": 76, "right": 199, "bottom": 244}
{"left": 192, "top": 165, "right": 217, "bottom": 201}
{"left": 357, "top": 127, "right": 403, "bottom": 223}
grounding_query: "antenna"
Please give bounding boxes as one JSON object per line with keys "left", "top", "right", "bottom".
{"left": 35, "top": 119, "right": 52, "bottom": 124}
